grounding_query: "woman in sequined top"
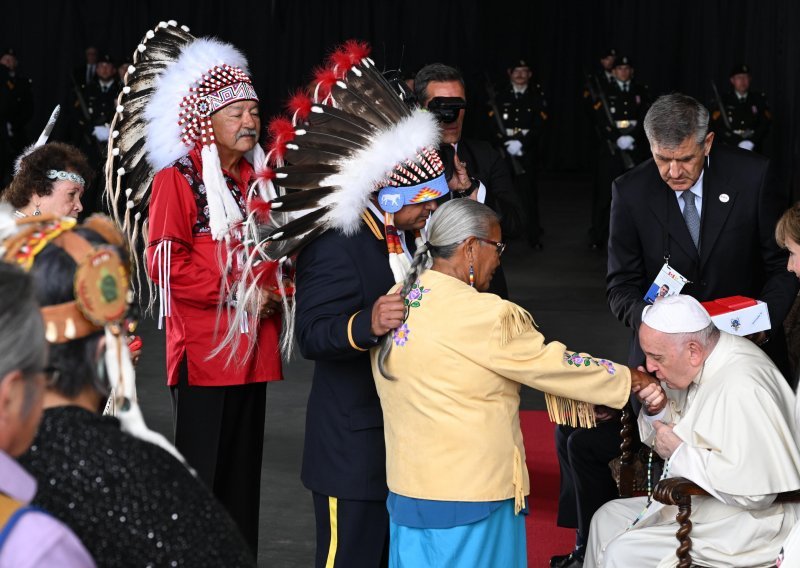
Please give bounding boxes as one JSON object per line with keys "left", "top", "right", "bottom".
{"left": 13, "top": 219, "right": 256, "bottom": 568}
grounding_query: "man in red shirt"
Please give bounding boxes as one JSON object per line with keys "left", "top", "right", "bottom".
{"left": 106, "top": 23, "right": 283, "bottom": 558}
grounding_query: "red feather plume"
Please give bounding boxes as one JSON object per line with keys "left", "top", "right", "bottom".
{"left": 329, "top": 39, "right": 371, "bottom": 75}
{"left": 247, "top": 197, "right": 273, "bottom": 222}
{"left": 286, "top": 90, "right": 313, "bottom": 122}
{"left": 266, "top": 117, "right": 297, "bottom": 163}
{"left": 255, "top": 165, "right": 276, "bottom": 183}
{"left": 268, "top": 117, "right": 296, "bottom": 144}
{"left": 252, "top": 260, "right": 279, "bottom": 288}
{"left": 312, "top": 66, "right": 339, "bottom": 100}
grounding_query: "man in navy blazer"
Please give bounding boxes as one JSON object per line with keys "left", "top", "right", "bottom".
{"left": 552, "top": 93, "right": 797, "bottom": 568}
{"left": 295, "top": 199, "right": 436, "bottom": 568}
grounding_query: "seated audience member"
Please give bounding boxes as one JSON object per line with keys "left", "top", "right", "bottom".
{"left": 2, "top": 142, "right": 90, "bottom": 219}
{"left": 0, "top": 260, "right": 94, "bottom": 567}
{"left": 0, "top": 212, "right": 256, "bottom": 567}
{"left": 371, "top": 199, "right": 660, "bottom": 567}
{"left": 586, "top": 295, "right": 800, "bottom": 567}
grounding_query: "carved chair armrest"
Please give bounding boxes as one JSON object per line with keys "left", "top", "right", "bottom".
{"left": 653, "top": 477, "right": 710, "bottom": 506}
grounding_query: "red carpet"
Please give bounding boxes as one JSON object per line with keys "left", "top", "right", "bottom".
{"left": 521, "top": 410, "right": 574, "bottom": 567}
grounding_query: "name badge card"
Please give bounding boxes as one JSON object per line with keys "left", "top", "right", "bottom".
{"left": 644, "top": 263, "right": 689, "bottom": 304}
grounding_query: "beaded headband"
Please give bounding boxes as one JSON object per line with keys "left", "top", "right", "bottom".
{"left": 46, "top": 169, "right": 85, "bottom": 187}
{"left": 178, "top": 63, "right": 258, "bottom": 147}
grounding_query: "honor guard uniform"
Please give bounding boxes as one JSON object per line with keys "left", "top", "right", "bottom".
{"left": 491, "top": 58, "right": 548, "bottom": 248}
{"left": 0, "top": 48, "right": 34, "bottom": 185}
{"left": 585, "top": 48, "right": 617, "bottom": 99}
{"left": 588, "top": 54, "right": 650, "bottom": 249}
{"left": 74, "top": 53, "right": 122, "bottom": 215}
{"left": 710, "top": 64, "right": 771, "bottom": 154}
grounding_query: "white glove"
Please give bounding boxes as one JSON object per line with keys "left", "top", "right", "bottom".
{"left": 93, "top": 124, "right": 110, "bottom": 142}
{"left": 504, "top": 139, "right": 523, "bottom": 157}
{"left": 616, "top": 135, "right": 635, "bottom": 151}
{"left": 738, "top": 139, "right": 755, "bottom": 151}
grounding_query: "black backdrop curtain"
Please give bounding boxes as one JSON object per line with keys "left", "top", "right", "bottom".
{"left": 3, "top": 0, "right": 800, "bottom": 200}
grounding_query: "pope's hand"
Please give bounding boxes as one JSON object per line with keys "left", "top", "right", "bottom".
{"left": 652, "top": 420, "right": 682, "bottom": 459}
{"left": 636, "top": 365, "right": 666, "bottom": 414}
{"left": 370, "top": 293, "right": 405, "bottom": 336}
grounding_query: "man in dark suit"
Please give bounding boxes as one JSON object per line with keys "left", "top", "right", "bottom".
{"left": 295, "top": 198, "right": 436, "bottom": 568}
{"left": 414, "top": 63, "right": 522, "bottom": 299}
{"left": 551, "top": 93, "right": 797, "bottom": 568}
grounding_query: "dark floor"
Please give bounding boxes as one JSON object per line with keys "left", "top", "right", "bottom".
{"left": 133, "top": 171, "right": 631, "bottom": 567}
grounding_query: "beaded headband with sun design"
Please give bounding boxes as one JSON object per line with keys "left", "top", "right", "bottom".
{"left": 1, "top": 214, "right": 130, "bottom": 343}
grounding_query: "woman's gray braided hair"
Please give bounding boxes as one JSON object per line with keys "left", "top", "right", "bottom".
{"left": 376, "top": 199, "right": 499, "bottom": 379}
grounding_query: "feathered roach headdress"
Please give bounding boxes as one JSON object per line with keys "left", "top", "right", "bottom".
{"left": 0, "top": 206, "right": 188, "bottom": 466}
{"left": 220, "top": 40, "right": 449, "bottom": 357}
{"left": 104, "top": 20, "right": 265, "bottom": 298}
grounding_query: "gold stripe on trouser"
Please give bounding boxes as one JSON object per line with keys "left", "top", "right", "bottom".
{"left": 325, "top": 496, "right": 338, "bottom": 568}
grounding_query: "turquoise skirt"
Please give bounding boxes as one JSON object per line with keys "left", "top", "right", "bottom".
{"left": 389, "top": 499, "right": 526, "bottom": 567}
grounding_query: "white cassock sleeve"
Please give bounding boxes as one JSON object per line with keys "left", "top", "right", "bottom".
{"left": 668, "top": 443, "right": 777, "bottom": 509}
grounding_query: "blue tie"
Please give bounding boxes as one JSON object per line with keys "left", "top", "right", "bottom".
{"left": 682, "top": 191, "right": 700, "bottom": 249}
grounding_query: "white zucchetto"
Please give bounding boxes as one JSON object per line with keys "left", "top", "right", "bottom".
{"left": 642, "top": 294, "right": 711, "bottom": 333}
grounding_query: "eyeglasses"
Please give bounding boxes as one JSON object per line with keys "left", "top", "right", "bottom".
{"left": 476, "top": 237, "right": 506, "bottom": 256}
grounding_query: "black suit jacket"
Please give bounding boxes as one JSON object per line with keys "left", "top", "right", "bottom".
{"left": 295, "top": 213, "right": 393, "bottom": 501}
{"left": 607, "top": 144, "right": 797, "bottom": 369}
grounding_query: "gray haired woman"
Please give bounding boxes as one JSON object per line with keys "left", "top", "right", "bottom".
{"left": 370, "top": 199, "right": 656, "bottom": 567}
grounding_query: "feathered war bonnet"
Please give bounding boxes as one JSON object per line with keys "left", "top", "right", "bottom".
{"left": 104, "top": 20, "right": 265, "bottom": 290}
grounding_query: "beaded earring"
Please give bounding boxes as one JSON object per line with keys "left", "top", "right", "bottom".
{"left": 33, "top": 204, "right": 41, "bottom": 216}
{"left": 469, "top": 263, "right": 475, "bottom": 287}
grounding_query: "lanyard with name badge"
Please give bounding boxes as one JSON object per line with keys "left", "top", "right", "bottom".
{"left": 643, "top": 193, "right": 691, "bottom": 304}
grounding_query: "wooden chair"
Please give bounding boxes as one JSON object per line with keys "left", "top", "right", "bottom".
{"left": 617, "top": 407, "right": 800, "bottom": 568}
{"left": 612, "top": 404, "right": 662, "bottom": 498}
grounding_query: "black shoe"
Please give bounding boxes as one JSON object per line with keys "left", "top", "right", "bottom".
{"left": 550, "top": 552, "right": 584, "bottom": 568}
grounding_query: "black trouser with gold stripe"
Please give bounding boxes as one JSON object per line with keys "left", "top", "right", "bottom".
{"left": 312, "top": 492, "right": 388, "bottom": 568}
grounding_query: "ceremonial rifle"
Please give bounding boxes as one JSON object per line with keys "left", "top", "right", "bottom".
{"left": 710, "top": 80, "right": 733, "bottom": 132}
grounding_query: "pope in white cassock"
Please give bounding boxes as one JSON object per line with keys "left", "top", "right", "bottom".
{"left": 586, "top": 295, "right": 800, "bottom": 568}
